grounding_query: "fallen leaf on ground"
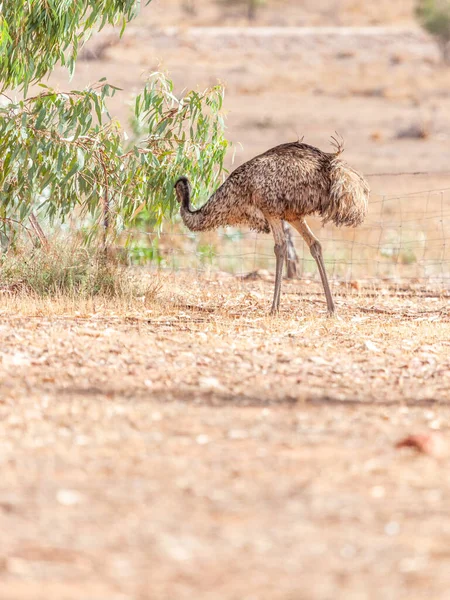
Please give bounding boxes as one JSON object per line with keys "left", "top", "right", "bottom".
{"left": 395, "top": 433, "right": 448, "bottom": 458}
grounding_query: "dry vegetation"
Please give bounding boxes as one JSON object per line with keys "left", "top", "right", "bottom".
{"left": 0, "top": 241, "right": 156, "bottom": 300}
{"left": 1, "top": 275, "right": 450, "bottom": 599}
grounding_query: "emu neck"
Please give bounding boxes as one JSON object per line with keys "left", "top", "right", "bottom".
{"left": 179, "top": 183, "right": 219, "bottom": 232}
{"left": 181, "top": 187, "right": 194, "bottom": 213}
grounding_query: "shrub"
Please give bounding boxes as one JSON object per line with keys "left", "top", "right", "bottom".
{"left": 0, "top": 239, "right": 157, "bottom": 299}
{"left": 416, "top": 0, "right": 450, "bottom": 63}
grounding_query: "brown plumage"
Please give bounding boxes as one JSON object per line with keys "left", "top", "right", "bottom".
{"left": 175, "top": 141, "right": 369, "bottom": 315}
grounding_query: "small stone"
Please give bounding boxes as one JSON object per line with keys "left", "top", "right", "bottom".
{"left": 196, "top": 434, "right": 210, "bottom": 445}
{"left": 56, "top": 489, "right": 84, "bottom": 506}
{"left": 385, "top": 521, "right": 400, "bottom": 536}
{"left": 371, "top": 485, "right": 386, "bottom": 499}
{"left": 199, "top": 376, "right": 223, "bottom": 390}
{"left": 228, "top": 429, "right": 248, "bottom": 440}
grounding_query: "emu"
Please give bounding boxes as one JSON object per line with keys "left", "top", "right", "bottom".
{"left": 174, "top": 141, "right": 369, "bottom": 315}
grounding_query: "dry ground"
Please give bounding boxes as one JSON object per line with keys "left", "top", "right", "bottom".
{"left": 145, "top": 0, "right": 417, "bottom": 28}
{"left": 6, "top": 3, "right": 450, "bottom": 598}
{"left": 1, "top": 275, "right": 450, "bottom": 599}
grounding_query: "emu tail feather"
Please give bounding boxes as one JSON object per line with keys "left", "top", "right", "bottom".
{"left": 322, "top": 159, "right": 370, "bottom": 227}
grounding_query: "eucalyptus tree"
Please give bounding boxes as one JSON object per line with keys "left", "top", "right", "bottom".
{"left": 0, "top": 1, "right": 228, "bottom": 241}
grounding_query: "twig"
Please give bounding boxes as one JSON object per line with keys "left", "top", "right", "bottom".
{"left": 28, "top": 213, "right": 49, "bottom": 250}
{"left": 98, "top": 152, "right": 110, "bottom": 251}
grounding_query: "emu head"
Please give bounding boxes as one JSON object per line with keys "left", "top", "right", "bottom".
{"left": 174, "top": 177, "right": 191, "bottom": 204}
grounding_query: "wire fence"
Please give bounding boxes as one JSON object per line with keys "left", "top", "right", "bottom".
{"left": 121, "top": 173, "right": 450, "bottom": 285}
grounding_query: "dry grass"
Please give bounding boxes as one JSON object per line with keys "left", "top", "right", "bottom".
{"left": 0, "top": 240, "right": 160, "bottom": 303}
{"left": 1, "top": 274, "right": 450, "bottom": 599}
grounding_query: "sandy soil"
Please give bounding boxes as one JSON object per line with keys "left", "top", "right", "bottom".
{"left": 5, "top": 3, "right": 450, "bottom": 598}
{"left": 1, "top": 277, "right": 450, "bottom": 599}
{"left": 136, "top": 0, "right": 417, "bottom": 28}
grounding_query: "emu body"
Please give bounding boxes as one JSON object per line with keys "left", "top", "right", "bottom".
{"left": 175, "top": 142, "right": 369, "bottom": 315}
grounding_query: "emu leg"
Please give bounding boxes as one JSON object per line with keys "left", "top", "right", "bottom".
{"left": 310, "top": 241, "right": 335, "bottom": 315}
{"left": 282, "top": 221, "right": 298, "bottom": 279}
{"left": 269, "top": 219, "right": 286, "bottom": 314}
{"left": 290, "top": 218, "right": 336, "bottom": 315}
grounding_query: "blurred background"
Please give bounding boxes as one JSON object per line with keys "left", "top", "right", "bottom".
{"left": 48, "top": 0, "right": 450, "bottom": 281}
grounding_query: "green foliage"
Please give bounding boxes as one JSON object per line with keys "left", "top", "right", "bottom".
{"left": 0, "top": 0, "right": 150, "bottom": 93}
{"left": 416, "top": 0, "right": 450, "bottom": 62}
{"left": 0, "top": 73, "right": 228, "bottom": 238}
{"left": 128, "top": 241, "right": 164, "bottom": 265}
{"left": 197, "top": 243, "right": 217, "bottom": 265}
{"left": 128, "top": 73, "right": 228, "bottom": 222}
{"left": 0, "top": 1, "right": 229, "bottom": 248}
{"left": 0, "top": 238, "right": 155, "bottom": 298}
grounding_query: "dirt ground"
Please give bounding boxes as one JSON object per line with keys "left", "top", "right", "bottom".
{"left": 4, "top": 2, "right": 450, "bottom": 598}
{"left": 145, "top": 0, "right": 417, "bottom": 28}
{"left": 1, "top": 276, "right": 450, "bottom": 599}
